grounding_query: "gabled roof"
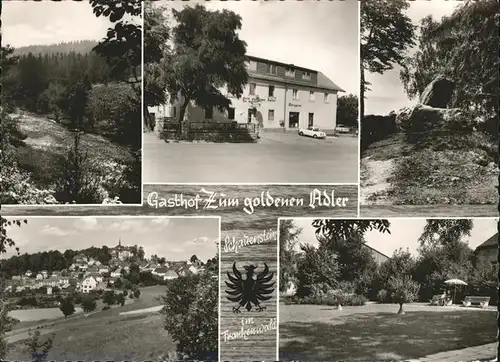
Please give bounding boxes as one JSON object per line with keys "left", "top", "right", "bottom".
{"left": 246, "top": 55, "right": 344, "bottom": 92}
{"left": 476, "top": 233, "right": 498, "bottom": 250}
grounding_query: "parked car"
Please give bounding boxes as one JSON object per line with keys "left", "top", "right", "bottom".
{"left": 335, "top": 124, "right": 351, "bottom": 133}
{"left": 298, "top": 126, "right": 326, "bottom": 139}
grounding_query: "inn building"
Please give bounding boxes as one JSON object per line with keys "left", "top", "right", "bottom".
{"left": 149, "top": 55, "right": 344, "bottom": 133}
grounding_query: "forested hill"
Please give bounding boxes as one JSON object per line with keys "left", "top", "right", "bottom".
{"left": 13, "top": 40, "right": 99, "bottom": 56}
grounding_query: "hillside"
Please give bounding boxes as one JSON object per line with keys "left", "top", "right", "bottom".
{"left": 13, "top": 40, "right": 98, "bottom": 56}
{"left": 12, "top": 112, "right": 133, "bottom": 191}
{"left": 360, "top": 132, "right": 498, "bottom": 206}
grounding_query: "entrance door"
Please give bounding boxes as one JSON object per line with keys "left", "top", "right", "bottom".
{"left": 308, "top": 113, "right": 314, "bottom": 127}
{"left": 288, "top": 112, "right": 299, "bottom": 128}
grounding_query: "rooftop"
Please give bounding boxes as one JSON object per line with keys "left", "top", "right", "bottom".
{"left": 475, "top": 233, "right": 498, "bottom": 250}
{"left": 247, "top": 55, "right": 344, "bottom": 92}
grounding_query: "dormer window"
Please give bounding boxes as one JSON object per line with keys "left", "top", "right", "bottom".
{"left": 302, "top": 72, "right": 311, "bottom": 80}
{"left": 267, "top": 64, "right": 278, "bottom": 74}
{"left": 285, "top": 68, "right": 295, "bottom": 77}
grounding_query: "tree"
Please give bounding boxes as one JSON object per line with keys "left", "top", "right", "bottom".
{"left": 162, "top": 273, "right": 217, "bottom": 360}
{"left": 24, "top": 330, "right": 54, "bottom": 362}
{"left": 133, "top": 288, "right": 141, "bottom": 299}
{"left": 116, "top": 292, "right": 126, "bottom": 306}
{"left": 1, "top": 218, "right": 27, "bottom": 254}
{"left": 144, "top": 1, "right": 170, "bottom": 130}
{"left": 190, "top": 255, "right": 199, "bottom": 264}
{"left": 295, "top": 244, "right": 339, "bottom": 298}
{"left": 81, "top": 295, "right": 97, "bottom": 314}
{"left": 418, "top": 219, "right": 474, "bottom": 247}
{"left": 279, "top": 220, "right": 302, "bottom": 292}
{"left": 103, "top": 290, "right": 116, "bottom": 305}
{"left": 336, "top": 94, "right": 359, "bottom": 128}
{"left": 387, "top": 275, "right": 420, "bottom": 314}
{"left": 166, "top": 4, "right": 249, "bottom": 136}
{"left": 90, "top": 0, "right": 142, "bottom": 89}
{"left": 360, "top": 0, "right": 415, "bottom": 117}
{"left": 312, "top": 219, "right": 391, "bottom": 242}
{"left": 59, "top": 297, "right": 75, "bottom": 319}
{"left": 400, "top": 0, "right": 499, "bottom": 127}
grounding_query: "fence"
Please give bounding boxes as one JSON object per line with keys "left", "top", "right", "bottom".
{"left": 156, "top": 118, "right": 257, "bottom": 140}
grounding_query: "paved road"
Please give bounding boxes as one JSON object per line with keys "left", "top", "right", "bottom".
{"left": 143, "top": 131, "right": 358, "bottom": 183}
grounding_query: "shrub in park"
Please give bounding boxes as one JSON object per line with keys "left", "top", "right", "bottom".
{"left": 387, "top": 275, "right": 420, "bottom": 314}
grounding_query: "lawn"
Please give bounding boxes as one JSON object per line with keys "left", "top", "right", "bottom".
{"left": 6, "top": 286, "right": 175, "bottom": 361}
{"left": 279, "top": 303, "right": 497, "bottom": 361}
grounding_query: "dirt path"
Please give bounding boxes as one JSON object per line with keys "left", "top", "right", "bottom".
{"left": 360, "top": 157, "right": 396, "bottom": 205}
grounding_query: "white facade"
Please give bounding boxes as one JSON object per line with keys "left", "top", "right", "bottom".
{"left": 81, "top": 276, "right": 98, "bottom": 293}
{"left": 149, "top": 82, "right": 338, "bottom": 132}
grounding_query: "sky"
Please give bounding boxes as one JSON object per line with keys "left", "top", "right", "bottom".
{"left": 364, "top": 0, "right": 462, "bottom": 116}
{"left": 2, "top": 1, "right": 133, "bottom": 48}
{"left": 161, "top": 0, "right": 359, "bottom": 95}
{"left": 290, "top": 218, "right": 498, "bottom": 258}
{"left": 2, "top": 217, "right": 220, "bottom": 262}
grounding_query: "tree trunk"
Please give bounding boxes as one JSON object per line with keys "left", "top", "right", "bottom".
{"left": 397, "top": 303, "right": 405, "bottom": 315}
{"left": 360, "top": 66, "right": 365, "bottom": 121}
{"left": 144, "top": 108, "right": 154, "bottom": 132}
{"left": 179, "top": 98, "right": 190, "bottom": 139}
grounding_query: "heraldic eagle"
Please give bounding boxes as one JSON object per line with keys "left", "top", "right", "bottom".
{"left": 225, "top": 262, "right": 275, "bottom": 313}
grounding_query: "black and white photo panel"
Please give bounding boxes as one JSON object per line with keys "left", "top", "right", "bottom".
{"left": 278, "top": 217, "right": 498, "bottom": 361}
{"left": 0, "top": 216, "right": 220, "bottom": 361}
{"left": 143, "top": 0, "right": 359, "bottom": 183}
{"left": 359, "top": 0, "right": 498, "bottom": 217}
{"left": 1, "top": 1, "right": 143, "bottom": 206}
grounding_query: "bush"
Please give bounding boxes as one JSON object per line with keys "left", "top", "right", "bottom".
{"left": 377, "top": 289, "right": 390, "bottom": 303}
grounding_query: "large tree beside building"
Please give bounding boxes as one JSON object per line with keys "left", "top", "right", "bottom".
{"left": 360, "top": 0, "right": 415, "bottom": 117}
{"left": 165, "top": 4, "right": 249, "bottom": 137}
{"left": 143, "top": 1, "right": 170, "bottom": 131}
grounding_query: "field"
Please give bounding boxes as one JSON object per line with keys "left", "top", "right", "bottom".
{"left": 8, "top": 307, "right": 83, "bottom": 322}
{"left": 5, "top": 286, "right": 174, "bottom": 361}
{"left": 279, "top": 303, "right": 497, "bottom": 361}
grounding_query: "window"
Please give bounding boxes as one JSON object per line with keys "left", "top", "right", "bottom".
{"left": 228, "top": 107, "right": 235, "bottom": 120}
{"left": 248, "top": 61, "right": 257, "bottom": 71}
{"left": 268, "top": 109, "right": 275, "bottom": 122}
{"left": 292, "top": 89, "right": 299, "bottom": 100}
{"left": 267, "top": 64, "right": 278, "bottom": 74}
{"left": 302, "top": 72, "right": 311, "bottom": 80}
{"left": 324, "top": 92, "right": 330, "bottom": 103}
{"left": 285, "top": 68, "right": 295, "bottom": 77}
{"left": 173, "top": 107, "right": 177, "bottom": 117}
{"left": 308, "top": 113, "right": 314, "bottom": 127}
{"left": 249, "top": 83, "right": 256, "bottom": 95}
{"left": 205, "top": 107, "right": 213, "bottom": 119}
{"left": 309, "top": 91, "right": 315, "bottom": 102}
{"left": 268, "top": 85, "right": 275, "bottom": 97}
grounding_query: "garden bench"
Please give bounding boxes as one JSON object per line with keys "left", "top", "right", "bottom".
{"left": 429, "top": 294, "right": 451, "bottom": 306}
{"left": 462, "top": 296, "right": 490, "bottom": 308}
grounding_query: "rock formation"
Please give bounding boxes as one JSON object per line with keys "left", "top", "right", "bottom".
{"left": 419, "top": 74, "right": 455, "bottom": 108}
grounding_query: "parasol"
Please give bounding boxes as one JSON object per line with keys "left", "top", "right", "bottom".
{"left": 444, "top": 279, "right": 468, "bottom": 304}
